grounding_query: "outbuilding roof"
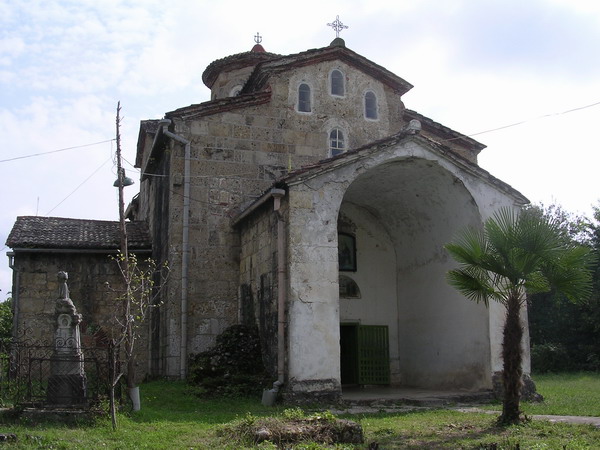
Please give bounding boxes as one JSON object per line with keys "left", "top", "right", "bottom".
{"left": 6, "top": 216, "right": 151, "bottom": 251}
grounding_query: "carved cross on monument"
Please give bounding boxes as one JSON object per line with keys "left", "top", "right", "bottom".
{"left": 327, "top": 15, "right": 348, "bottom": 38}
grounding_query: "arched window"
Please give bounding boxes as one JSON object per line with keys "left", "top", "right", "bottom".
{"left": 330, "top": 69, "right": 344, "bottom": 96}
{"left": 339, "top": 275, "right": 361, "bottom": 298}
{"left": 230, "top": 85, "right": 242, "bottom": 96}
{"left": 329, "top": 128, "right": 345, "bottom": 156}
{"left": 298, "top": 83, "right": 311, "bottom": 112}
{"left": 365, "top": 91, "right": 378, "bottom": 119}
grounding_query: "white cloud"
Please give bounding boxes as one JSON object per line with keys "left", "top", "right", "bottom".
{"left": 1, "top": 0, "right": 599, "bottom": 298}
{"left": 0, "top": 36, "right": 25, "bottom": 63}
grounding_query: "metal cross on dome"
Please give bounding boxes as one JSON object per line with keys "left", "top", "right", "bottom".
{"left": 327, "top": 15, "right": 348, "bottom": 38}
{"left": 254, "top": 32, "right": 262, "bottom": 44}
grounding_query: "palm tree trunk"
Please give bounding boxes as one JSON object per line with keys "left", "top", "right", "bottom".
{"left": 500, "top": 290, "right": 523, "bottom": 425}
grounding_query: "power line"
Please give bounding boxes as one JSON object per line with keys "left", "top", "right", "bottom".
{"left": 0, "top": 139, "right": 115, "bottom": 163}
{"left": 467, "top": 100, "right": 600, "bottom": 138}
{"left": 45, "top": 156, "right": 113, "bottom": 216}
{"left": 2, "top": 99, "right": 597, "bottom": 164}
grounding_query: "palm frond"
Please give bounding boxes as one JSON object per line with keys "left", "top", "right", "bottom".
{"left": 445, "top": 227, "right": 486, "bottom": 266}
{"left": 446, "top": 206, "right": 594, "bottom": 309}
{"left": 518, "top": 212, "right": 564, "bottom": 260}
{"left": 523, "top": 270, "right": 551, "bottom": 295}
{"left": 447, "top": 267, "right": 495, "bottom": 306}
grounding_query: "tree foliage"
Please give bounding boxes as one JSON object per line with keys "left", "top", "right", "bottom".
{"left": 0, "top": 299, "right": 12, "bottom": 347}
{"left": 446, "top": 207, "right": 593, "bottom": 425}
{"left": 528, "top": 202, "right": 600, "bottom": 372}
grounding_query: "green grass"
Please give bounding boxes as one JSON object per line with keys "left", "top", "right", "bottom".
{"left": 360, "top": 409, "right": 599, "bottom": 449}
{"left": 0, "top": 377, "right": 599, "bottom": 448}
{"left": 521, "top": 372, "right": 600, "bottom": 417}
{"left": 0, "top": 381, "right": 279, "bottom": 449}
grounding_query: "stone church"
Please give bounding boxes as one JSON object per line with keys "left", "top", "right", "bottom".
{"left": 7, "top": 35, "right": 530, "bottom": 401}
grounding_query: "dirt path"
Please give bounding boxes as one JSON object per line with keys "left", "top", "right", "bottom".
{"left": 331, "top": 404, "right": 600, "bottom": 428}
{"left": 455, "top": 407, "right": 600, "bottom": 428}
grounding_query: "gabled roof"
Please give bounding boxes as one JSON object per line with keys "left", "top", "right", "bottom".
{"left": 403, "top": 109, "right": 486, "bottom": 154}
{"left": 278, "top": 129, "right": 526, "bottom": 203}
{"left": 233, "top": 126, "right": 527, "bottom": 226}
{"left": 166, "top": 89, "right": 272, "bottom": 121}
{"left": 242, "top": 43, "right": 413, "bottom": 96}
{"left": 276, "top": 129, "right": 529, "bottom": 199}
{"left": 135, "top": 119, "right": 160, "bottom": 168}
{"left": 6, "top": 216, "right": 151, "bottom": 251}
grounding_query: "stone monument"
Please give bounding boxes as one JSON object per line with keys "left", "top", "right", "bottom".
{"left": 46, "top": 271, "right": 87, "bottom": 406}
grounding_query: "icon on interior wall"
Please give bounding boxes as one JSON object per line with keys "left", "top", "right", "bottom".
{"left": 338, "top": 233, "right": 356, "bottom": 271}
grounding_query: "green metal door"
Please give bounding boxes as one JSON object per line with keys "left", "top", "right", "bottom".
{"left": 357, "top": 325, "right": 390, "bottom": 385}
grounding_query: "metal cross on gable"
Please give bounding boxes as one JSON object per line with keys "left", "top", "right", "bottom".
{"left": 327, "top": 15, "right": 348, "bottom": 38}
{"left": 254, "top": 32, "right": 262, "bottom": 44}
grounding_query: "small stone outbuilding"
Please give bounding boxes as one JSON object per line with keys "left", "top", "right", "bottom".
{"left": 6, "top": 217, "right": 152, "bottom": 377}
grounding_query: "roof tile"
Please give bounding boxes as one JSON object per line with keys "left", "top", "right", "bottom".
{"left": 6, "top": 216, "right": 151, "bottom": 250}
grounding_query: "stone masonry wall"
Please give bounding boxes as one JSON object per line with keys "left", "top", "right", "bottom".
{"left": 238, "top": 200, "right": 281, "bottom": 377}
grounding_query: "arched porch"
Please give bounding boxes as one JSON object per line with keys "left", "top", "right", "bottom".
{"left": 337, "top": 158, "right": 489, "bottom": 390}
{"left": 283, "top": 136, "right": 524, "bottom": 400}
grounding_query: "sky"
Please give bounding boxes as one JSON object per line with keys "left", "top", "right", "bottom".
{"left": 1, "top": 0, "right": 599, "bottom": 299}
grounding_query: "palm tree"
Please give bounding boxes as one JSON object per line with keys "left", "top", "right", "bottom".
{"left": 445, "top": 208, "right": 593, "bottom": 425}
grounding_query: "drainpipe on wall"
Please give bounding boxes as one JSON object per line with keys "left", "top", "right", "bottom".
{"left": 7, "top": 252, "right": 19, "bottom": 339}
{"left": 160, "top": 120, "right": 191, "bottom": 380}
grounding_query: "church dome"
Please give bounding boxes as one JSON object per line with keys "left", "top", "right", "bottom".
{"left": 202, "top": 46, "right": 280, "bottom": 89}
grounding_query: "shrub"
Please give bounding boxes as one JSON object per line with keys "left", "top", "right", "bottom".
{"left": 0, "top": 299, "right": 13, "bottom": 346}
{"left": 188, "top": 324, "right": 271, "bottom": 397}
{"left": 531, "top": 343, "right": 571, "bottom": 373}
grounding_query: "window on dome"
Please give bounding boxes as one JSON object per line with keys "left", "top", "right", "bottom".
{"left": 298, "top": 83, "right": 311, "bottom": 112}
{"left": 365, "top": 91, "right": 378, "bottom": 120}
{"left": 331, "top": 70, "right": 344, "bottom": 96}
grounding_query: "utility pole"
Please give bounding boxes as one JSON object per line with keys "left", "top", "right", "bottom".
{"left": 109, "top": 102, "right": 142, "bottom": 424}
{"left": 115, "top": 102, "right": 136, "bottom": 390}
{"left": 115, "top": 101, "right": 128, "bottom": 261}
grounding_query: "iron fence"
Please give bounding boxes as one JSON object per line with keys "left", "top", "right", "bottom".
{"left": 0, "top": 331, "right": 120, "bottom": 408}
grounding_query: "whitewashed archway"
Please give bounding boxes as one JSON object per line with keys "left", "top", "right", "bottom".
{"left": 284, "top": 135, "right": 524, "bottom": 398}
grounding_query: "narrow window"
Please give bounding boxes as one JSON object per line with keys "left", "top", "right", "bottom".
{"left": 365, "top": 91, "right": 378, "bottom": 119}
{"left": 330, "top": 128, "right": 345, "bottom": 156}
{"left": 298, "top": 83, "right": 311, "bottom": 112}
{"left": 331, "top": 70, "right": 344, "bottom": 96}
